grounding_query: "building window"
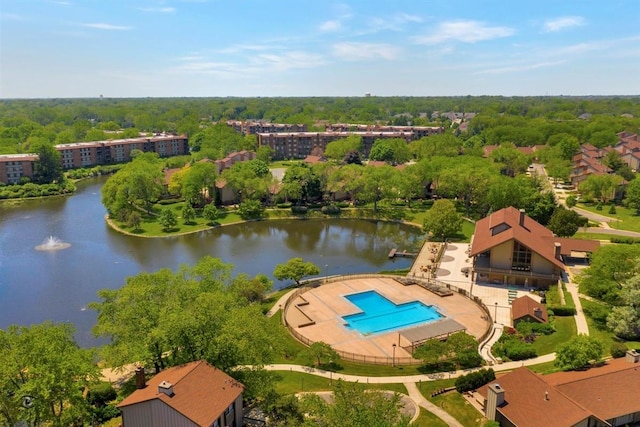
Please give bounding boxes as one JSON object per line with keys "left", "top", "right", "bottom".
{"left": 512, "top": 241, "right": 531, "bottom": 271}
{"left": 225, "top": 402, "right": 234, "bottom": 415}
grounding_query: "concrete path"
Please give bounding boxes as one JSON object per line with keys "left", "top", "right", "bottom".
{"left": 404, "top": 381, "right": 464, "bottom": 427}
{"left": 266, "top": 288, "right": 298, "bottom": 318}
{"left": 565, "top": 281, "right": 589, "bottom": 335}
{"left": 573, "top": 207, "right": 620, "bottom": 225}
{"left": 479, "top": 324, "right": 503, "bottom": 364}
{"left": 581, "top": 226, "right": 640, "bottom": 238}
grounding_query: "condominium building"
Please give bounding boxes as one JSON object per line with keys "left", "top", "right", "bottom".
{"left": 226, "top": 120, "right": 307, "bottom": 135}
{"left": 258, "top": 127, "right": 444, "bottom": 160}
{"left": 0, "top": 134, "right": 189, "bottom": 184}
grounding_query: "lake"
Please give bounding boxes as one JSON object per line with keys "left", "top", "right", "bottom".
{"left": 0, "top": 177, "right": 424, "bottom": 346}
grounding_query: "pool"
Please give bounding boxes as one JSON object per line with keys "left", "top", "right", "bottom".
{"left": 342, "top": 290, "right": 443, "bottom": 335}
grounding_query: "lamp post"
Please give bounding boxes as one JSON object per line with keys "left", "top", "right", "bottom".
{"left": 325, "top": 264, "right": 329, "bottom": 283}
{"left": 494, "top": 302, "right": 498, "bottom": 323}
{"left": 392, "top": 343, "right": 397, "bottom": 367}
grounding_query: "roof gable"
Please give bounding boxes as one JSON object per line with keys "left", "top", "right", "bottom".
{"left": 117, "top": 361, "right": 244, "bottom": 427}
{"left": 511, "top": 295, "right": 548, "bottom": 323}
{"left": 470, "top": 207, "right": 564, "bottom": 269}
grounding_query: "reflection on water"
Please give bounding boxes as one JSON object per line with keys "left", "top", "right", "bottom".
{"left": 0, "top": 177, "right": 424, "bottom": 346}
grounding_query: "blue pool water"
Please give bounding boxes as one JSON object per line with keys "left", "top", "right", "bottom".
{"left": 342, "top": 290, "right": 443, "bottom": 335}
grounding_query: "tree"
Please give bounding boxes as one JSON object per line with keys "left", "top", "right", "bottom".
{"left": 368, "top": 138, "right": 411, "bottom": 164}
{"left": 299, "top": 380, "right": 411, "bottom": 427}
{"left": 202, "top": 203, "right": 219, "bottom": 224}
{"left": 422, "top": 199, "right": 463, "bottom": 241}
{"left": 577, "top": 244, "right": 640, "bottom": 304}
{"left": 273, "top": 257, "right": 320, "bottom": 285}
{"left": 359, "top": 165, "right": 398, "bottom": 210}
{"left": 306, "top": 341, "right": 340, "bottom": 367}
{"left": 489, "top": 144, "right": 529, "bottom": 177}
{"left": 238, "top": 198, "right": 264, "bottom": 219}
{"left": 281, "top": 164, "right": 321, "bottom": 204}
{"left": 323, "top": 135, "right": 362, "bottom": 161}
{"left": 555, "top": 334, "right": 604, "bottom": 370}
{"left": 579, "top": 174, "right": 622, "bottom": 204}
{"left": 182, "top": 204, "right": 196, "bottom": 225}
{"left": 181, "top": 161, "right": 217, "bottom": 207}
{"left": 547, "top": 207, "right": 583, "bottom": 237}
{"left": 607, "top": 274, "right": 640, "bottom": 339}
{"left": 624, "top": 178, "right": 640, "bottom": 214}
{"left": 0, "top": 322, "right": 99, "bottom": 426}
{"left": 159, "top": 208, "right": 177, "bottom": 231}
{"left": 33, "top": 143, "right": 63, "bottom": 184}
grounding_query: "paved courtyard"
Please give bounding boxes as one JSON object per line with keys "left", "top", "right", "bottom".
{"left": 285, "top": 276, "right": 490, "bottom": 361}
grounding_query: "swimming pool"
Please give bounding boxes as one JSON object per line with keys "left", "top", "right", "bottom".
{"left": 342, "top": 290, "right": 443, "bottom": 335}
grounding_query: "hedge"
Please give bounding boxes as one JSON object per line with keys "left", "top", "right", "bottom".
{"left": 547, "top": 306, "right": 577, "bottom": 316}
{"left": 455, "top": 368, "right": 495, "bottom": 393}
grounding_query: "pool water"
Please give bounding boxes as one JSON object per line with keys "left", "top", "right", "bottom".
{"left": 342, "top": 290, "right": 443, "bottom": 335}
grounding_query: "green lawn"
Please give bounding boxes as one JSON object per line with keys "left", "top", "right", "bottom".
{"left": 573, "top": 232, "right": 623, "bottom": 241}
{"left": 417, "top": 379, "right": 486, "bottom": 427}
{"left": 530, "top": 316, "right": 576, "bottom": 355}
{"left": 577, "top": 203, "right": 640, "bottom": 233}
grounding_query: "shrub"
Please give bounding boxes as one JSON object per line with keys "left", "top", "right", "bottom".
{"left": 596, "top": 202, "right": 603, "bottom": 211}
{"left": 547, "top": 306, "right": 576, "bottom": 316}
{"left": 565, "top": 195, "right": 577, "bottom": 208}
{"left": 610, "top": 342, "right": 628, "bottom": 358}
{"left": 515, "top": 321, "right": 555, "bottom": 336}
{"left": 321, "top": 205, "right": 341, "bottom": 215}
{"left": 609, "top": 204, "right": 617, "bottom": 214}
{"left": 277, "top": 202, "right": 292, "bottom": 208}
{"left": 291, "top": 206, "right": 308, "bottom": 215}
{"left": 455, "top": 368, "right": 495, "bottom": 393}
{"left": 87, "top": 382, "right": 117, "bottom": 407}
{"left": 610, "top": 237, "right": 640, "bottom": 244}
{"left": 336, "top": 201, "right": 350, "bottom": 208}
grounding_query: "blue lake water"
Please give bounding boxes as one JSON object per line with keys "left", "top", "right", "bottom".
{"left": 342, "top": 290, "right": 443, "bottom": 335}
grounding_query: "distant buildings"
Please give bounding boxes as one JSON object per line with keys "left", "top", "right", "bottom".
{"left": 226, "top": 120, "right": 306, "bottom": 135}
{"left": 0, "top": 134, "right": 189, "bottom": 184}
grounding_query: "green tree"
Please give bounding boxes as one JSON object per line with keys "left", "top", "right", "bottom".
{"left": 326, "top": 164, "right": 366, "bottom": 205}
{"left": 579, "top": 174, "right": 622, "bottom": 204}
{"left": 305, "top": 341, "right": 340, "bottom": 367}
{"left": 555, "top": 334, "right": 604, "bottom": 370}
{"left": 323, "top": 135, "right": 362, "bottom": 161}
{"left": 607, "top": 274, "right": 640, "bottom": 339}
{"left": 577, "top": 244, "right": 640, "bottom": 304}
{"left": 489, "top": 144, "right": 530, "bottom": 177}
{"left": 202, "top": 203, "right": 219, "bottom": 224}
{"left": 33, "top": 143, "right": 63, "bottom": 184}
{"left": 624, "top": 178, "right": 640, "bottom": 214}
{"left": 281, "top": 164, "right": 321, "bottom": 204}
{"left": 273, "top": 257, "right": 320, "bottom": 285}
{"left": 181, "top": 161, "right": 217, "bottom": 207}
{"left": 359, "top": 165, "right": 398, "bottom": 210}
{"left": 300, "top": 380, "right": 411, "bottom": 427}
{"left": 368, "top": 138, "right": 412, "bottom": 164}
{"left": 0, "top": 322, "right": 98, "bottom": 426}
{"left": 547, "top": 207, "right": 583, "bottom": 237}
{"left": 158, "top": 208, "right": 177, "bottom": 231}
{"left": 238, "top": 198, "right": 264, "bottom": 219}
{"left": 422, "top": 199, "right": 463, "bottom": 241}
{"left": 182, "top": 204, "right": 196, "bottom": 225}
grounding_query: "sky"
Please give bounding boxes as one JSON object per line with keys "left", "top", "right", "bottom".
{"left": 1, "top": 0, "right": 639, "bottom": 98}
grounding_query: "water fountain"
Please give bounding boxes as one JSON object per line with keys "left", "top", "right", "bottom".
{"left": 35, "top": 236, "right": 71, "bottom": 251}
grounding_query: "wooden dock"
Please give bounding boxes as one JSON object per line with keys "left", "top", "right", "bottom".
{"left": 388, "top": 248, "right": 417, "bottom": 258}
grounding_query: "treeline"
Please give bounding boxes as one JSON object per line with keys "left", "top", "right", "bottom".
{"left": 1, "top": 96, "right": 640, "bottom": 155}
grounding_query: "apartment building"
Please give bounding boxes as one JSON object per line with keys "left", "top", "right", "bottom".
{"left": 326, "top": 124, "right": 444, "bottom": 139}
{"left": 0, "top": 154, "right": 38, "bottom": 184}
{"left": 0, "top": 134, "right": 189, "bottom": 184}
{"left": 258, "top": 127, "right": 444, "bottom": 160}
{"left": 226, "top": 120, "right": 307, "bottom": 135}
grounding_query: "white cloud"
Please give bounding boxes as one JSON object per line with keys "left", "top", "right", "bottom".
{"left": 319, "top": 20, "right": 341, "bottom": 32}
{"left": 413, "top": 20, "right": 515, "bottom": 44}
{"left": 138, "top": 7, "right": 176, "bottom": 13}
{"left": 251, "top": 51, "right": 325, "bottom": 71}
{"left": 80, "top": 23, "right": 132, "bottom": 30}
{"left": 543, "top": 16, "right": 585, "bottom": 33}
{"left": 475, "top": 60, "right": 566, "bottom": 75}
{"left": 368, "top": 12, "right": 423, "bottom": 33}
{"left": 332, "top": 42, "right": 400, "bottom": 61}
{"left": 217, "top": 43, "right": 285, "bottom": 54}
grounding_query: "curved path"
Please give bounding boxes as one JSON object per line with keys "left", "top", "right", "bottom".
{"left": 404, "top": 381, "right": 463, "bottom": 427}
{"left": 580, "top": 226, "right": 640, "bottom": 238}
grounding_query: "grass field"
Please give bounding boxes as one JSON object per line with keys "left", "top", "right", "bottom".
{"left": 580, "top": 298, "right": 640, "bottom": 355}
{"left": 530, "top": 316, "right": 577, "bottom": 355}
{"left": 577, "top": 203, "right": 640, "bottom": 232}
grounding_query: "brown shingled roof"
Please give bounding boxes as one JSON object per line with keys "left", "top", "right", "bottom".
{"left": 477, "top": 367, "right": 598, "bottom": 427}
{"left": 511, "top": 295, "right": 548, "bottom": 323}
{"left": 117, "top": 361, "right": 244, "bottom": 427}
{"left": 469, "top": 207, "right": 564, "bottom": 269}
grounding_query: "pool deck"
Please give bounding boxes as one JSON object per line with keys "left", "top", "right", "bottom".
{"left": 285, "top": 276, "right": 490, "bottom": 361}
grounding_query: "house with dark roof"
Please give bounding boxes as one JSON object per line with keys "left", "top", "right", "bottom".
{"left": 511, "top": 295, "right": 548, "bottom": 326}
{"left": 117, "top": 361, "right": 244, "bottom": 427}
{"left": 478, "top": 351, "right": 640, "bottom": 427}
{"left": 469, "top": 207, "right": 599, "bottom": 288}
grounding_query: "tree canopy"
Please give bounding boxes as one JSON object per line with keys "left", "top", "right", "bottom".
{"left": 422, "top": 199, "right": 463, "bottom": 241}
{"left": 273, "top": 257, "right": 321, "bottom": 285}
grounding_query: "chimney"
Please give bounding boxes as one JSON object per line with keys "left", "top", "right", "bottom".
{"left": 135, "top": 367, "right": 146, "bottom": 389}
{"left": 626, "top": 349, "right": 640, "bottom": 363}
{"left": 554, "top": 242, "right": 562, "bottom": 259}
{"left": 158, "top": 381, "right": 174, "bottom": 397}
{"left": 519, "top": 209, "right": 526, "bottom": 228}
{"left": 485, "top": 383, "right": 505, "bottom": 421}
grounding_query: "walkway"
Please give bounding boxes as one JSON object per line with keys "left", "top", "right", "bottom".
{"left": 266, "top": 288, "right": 298, "bottom": 318}
{"left": 581, "top": 226, "right": 640, "bottom": 238}
{"left": 404, "top": 381, "right": 464, "bottom": 427}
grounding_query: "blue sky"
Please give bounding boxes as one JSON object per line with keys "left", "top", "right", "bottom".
{"left": 1, "top": 0, "right": 639, "bottom": 98}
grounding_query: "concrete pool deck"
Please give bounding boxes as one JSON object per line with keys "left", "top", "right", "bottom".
{"left": 285, "top": 276, "right": 490, "bottom": 361}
